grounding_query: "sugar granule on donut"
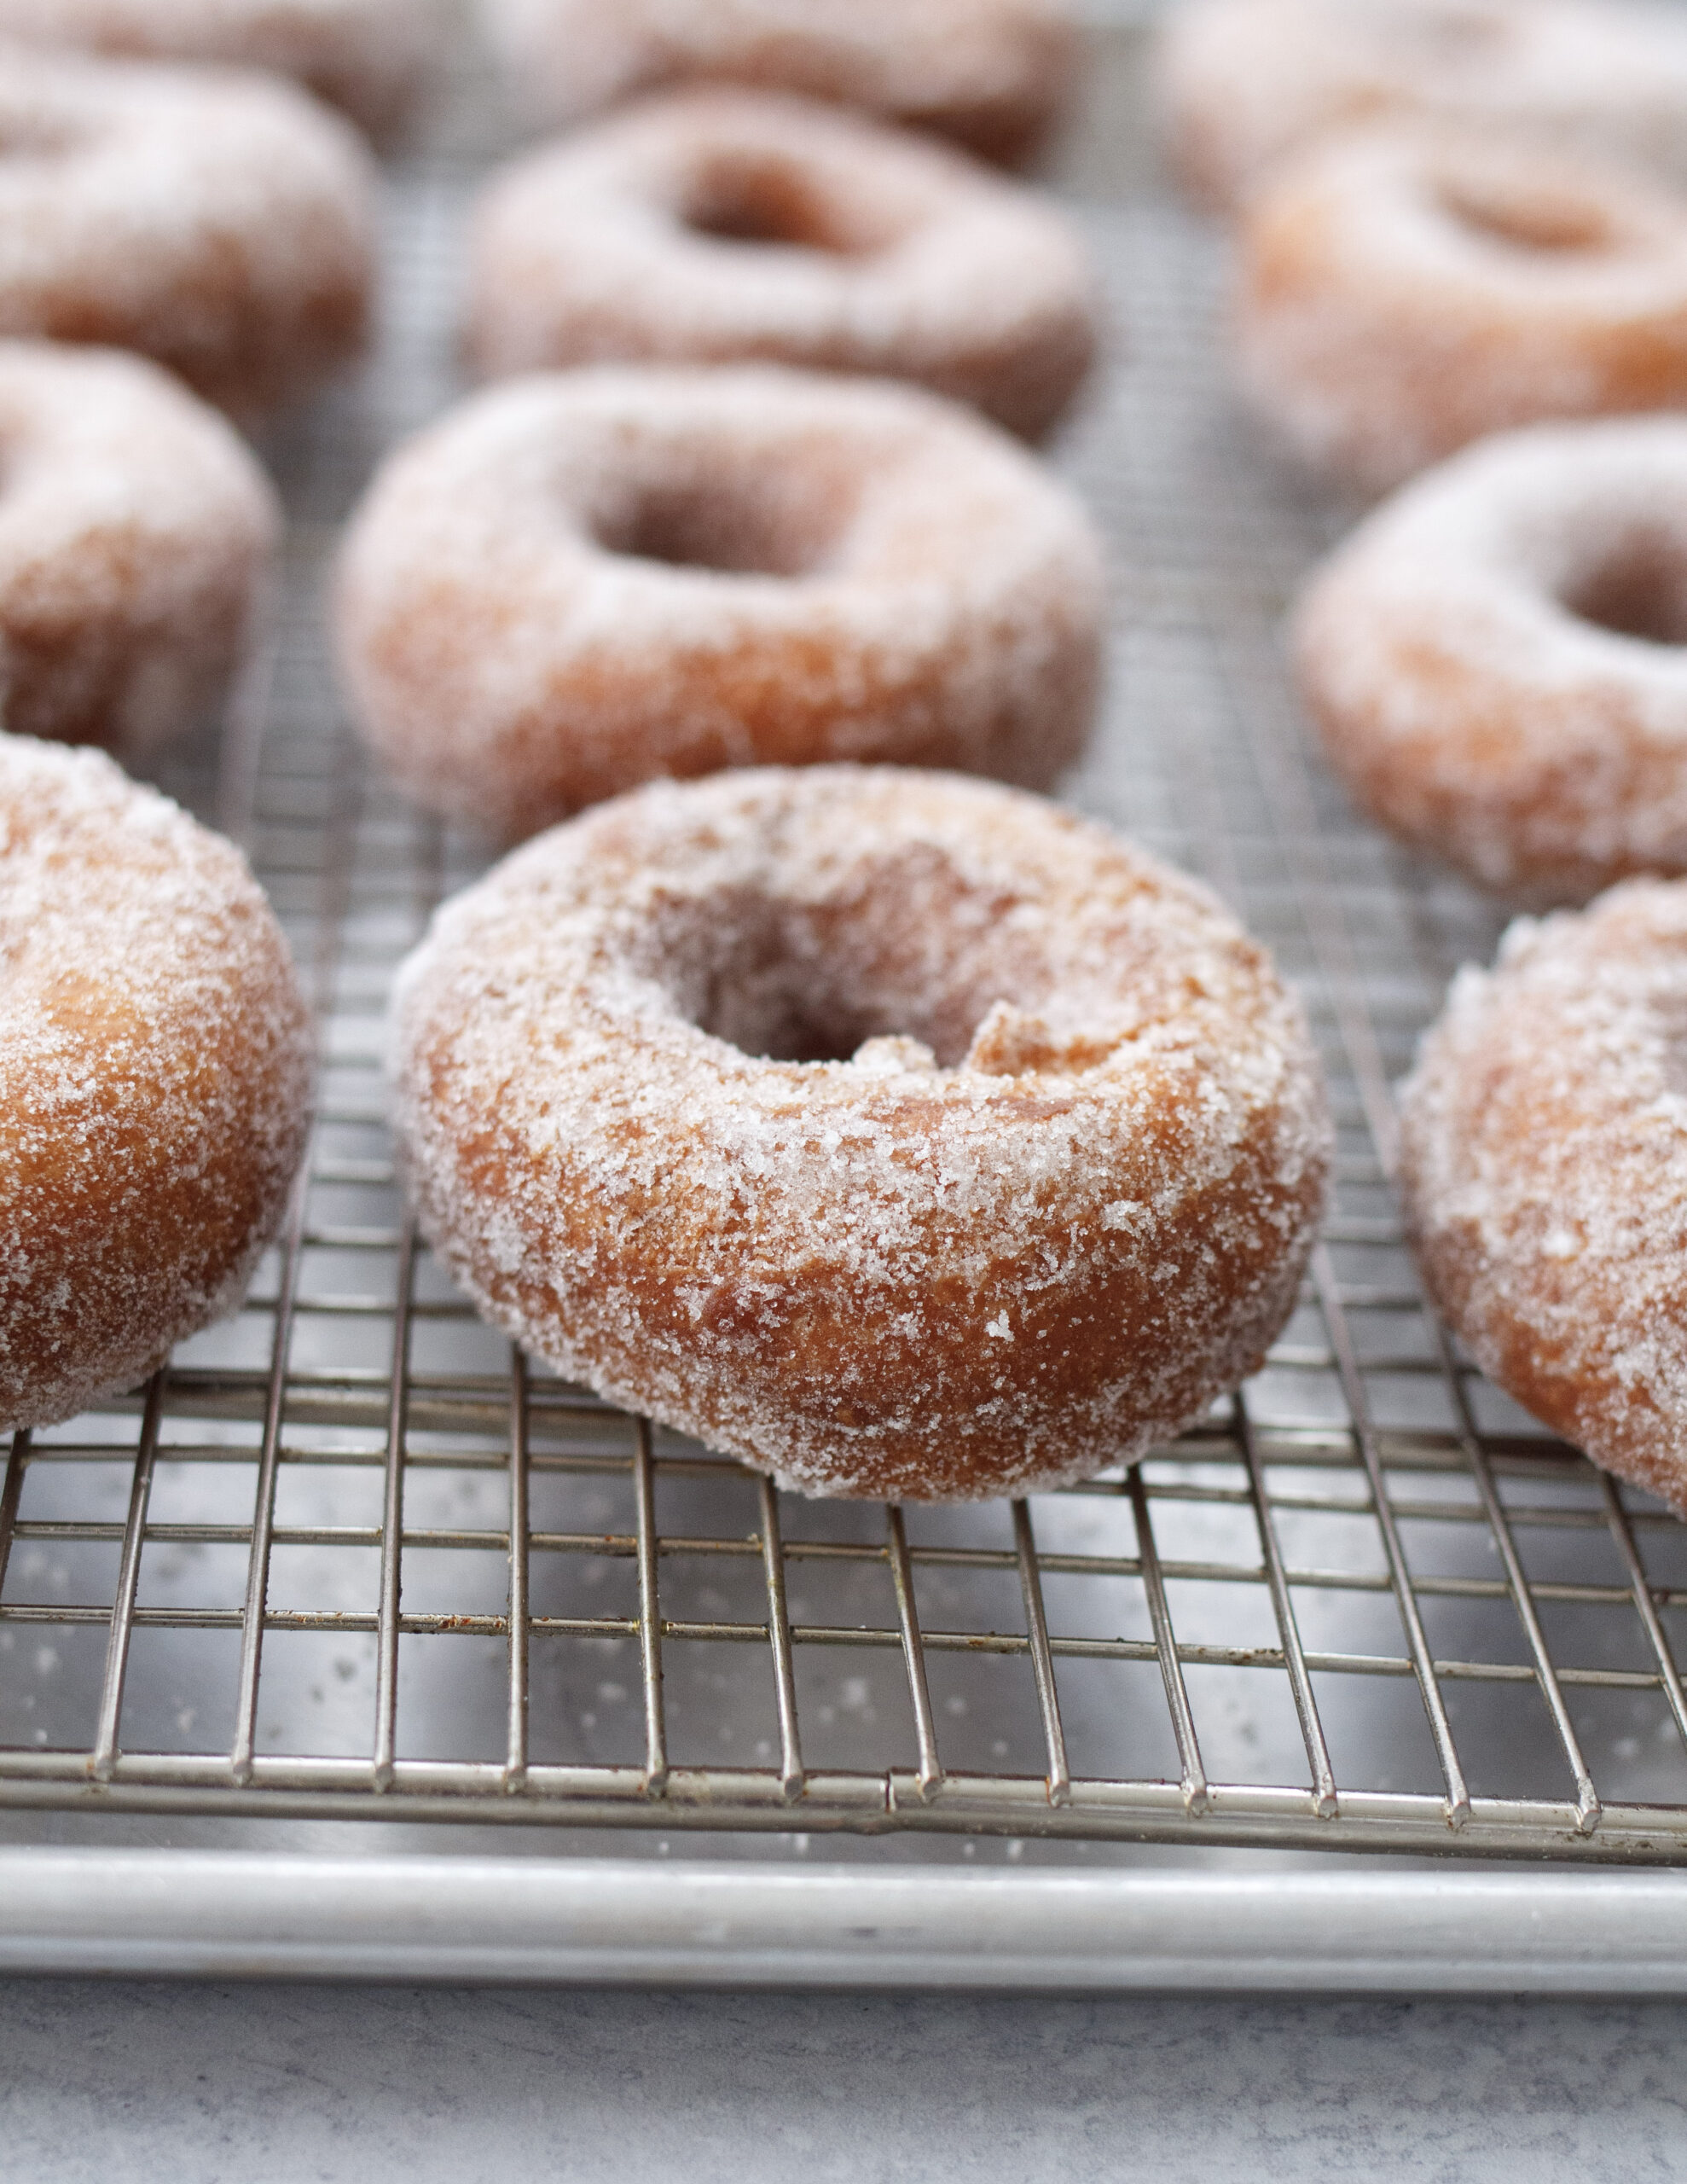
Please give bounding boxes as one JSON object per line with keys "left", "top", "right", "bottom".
{"left": 1401, "top": 878, "right": 1687, "bottom": 1514}
{"left": 0, "top": 341, "right": 280, "bottom": 757}
{"left": 335, "top": 365, "right": 1105, "bottom": 844}
{"left": 0, "top": 41, "right": 377, "bottom": 417}
{"left": 1, "top": 733, "right": 312, "bottom": 1430}
{"left": 391, "top": 766, "right": 1330, "bottom": 1502}
{"left": 1237, "top": 124, "right": 1687, "bottom": 491}
{"left": 466, "top": 88, "right": 1099, "bottom": 439}
{"left": 1295, "top": 415, "right": 1687, "bottom": 907}
{"left": 0, "top": 0, "right": 449, "bottom": 141}
{"left": 478, "top": 0, "right": 1081, "bottom": 168}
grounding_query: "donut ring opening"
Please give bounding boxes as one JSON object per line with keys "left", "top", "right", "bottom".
{"left": 677, "top": 147, "right": 909, "bottom": 255}
{"left": 1558, "top": 524, "right": 1687, "bottom": 648}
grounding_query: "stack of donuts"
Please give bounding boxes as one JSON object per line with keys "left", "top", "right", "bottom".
{"left": 1156, "top": 0, "right": 1687, "bottom": 1511}
{"left": 0, "top": 0, "right": 1341, "bottom": 1510}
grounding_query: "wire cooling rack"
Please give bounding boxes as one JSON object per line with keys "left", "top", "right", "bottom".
{"left": 6, "top": 25, "right": 1687, "bottom": 1871}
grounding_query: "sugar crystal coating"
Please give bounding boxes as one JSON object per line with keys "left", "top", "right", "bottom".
{"left": 1295, "top": 415, "right": 1687, "bottom": 907}
{"left": 466, "top": 88, "right": 1099, "bottom": 441}
{"left": 1401, "top": 878, "right": 1687, "bottom": 1513}
{"left": 391, "top": 766, "right": 1330, "bottom": 1501}
{"left": 0, "top": 40, "right": 376, "bottom": 417}
{"left": 335, "top": 365, "right": 1105, "bottom": 845}
{"left": 0, "top": 340, "right": 279, "bottom": 757}
{"left": 0, "top": 733, "right": 312, "bottom": 1429}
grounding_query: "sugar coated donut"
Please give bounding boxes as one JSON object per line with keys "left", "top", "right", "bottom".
{"left": 391, "top": 767, "right": 1330, "bottom": 1501}
{"left": 478, "top": 0, "right": 1079, "bottom": 168}
{"left": 465, "top": 90, "right": 1099, "bottom": 439}
{"left": 0, "top": 42, "right": 376, "bottom": 417}
{"left": 1401, "top": 879, "right": 1687, "bottom": 1514}
{"left": 1295, "top": 416, "right": 1687, "bottom": 908}
{"left": 1238, "top": 125, "right": 1687, "bottom": 491}
{"left": 1157, "top": 0, "right": 1687, "bottom": 213}
{"left": 0, "top": 0, "right": 446, "bottom": 141}
{"left": 1, "top": 734, "right": 311, "bottom": 1430}
{"left": 335, "top": 366, "right": 1104, "bottom": 844}
{"left": 0, "top": 342, "right": 279, "bottom": 758}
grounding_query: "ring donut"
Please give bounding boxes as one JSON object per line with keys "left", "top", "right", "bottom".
{"left": 1157, "top": 0, "right": 1687, "bottom": 212}
{"left": 335, "top": 365, "right": 1104, "bottom": 844}
{"left": 478, "top": 0, "right": 1080, "bottom": 168}
{"left": 1294, "top": 415, "right": 1687, "bottom": 907}
{"left": 1, "top": 733, "right": 311, "bottom": 1431}
{"left": 1238, "top": 125, "right": 1687, "bottom": 491}
{"left": 0, "top": 0, "right": 446, "bottom": 141}
{"left": 1401, "top": 878, "right": 1687, "bottom": 1514}
{"left": 466, "top": 88, "right": 1099, "bottom": 439}
{"left": 391, "top": 767, "right": 1330, "bottom": 1502}
{"left": 0, "top": 43, "right": 376, "bottom": 417}
{"left": 0, "top": 342, "right": 279, "bottom": 758}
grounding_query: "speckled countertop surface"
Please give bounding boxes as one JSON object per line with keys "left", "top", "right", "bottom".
{"left": 5, "top": 1978, "right": 1687, "bottom": 2182}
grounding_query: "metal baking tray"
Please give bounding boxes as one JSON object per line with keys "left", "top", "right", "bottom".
{"left": 6, "top": 10, "right": 1687, "bottom": 1988}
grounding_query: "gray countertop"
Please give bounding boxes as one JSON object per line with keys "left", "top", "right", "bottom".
{"left": 4, "top": 1978, "right": 1687, "bottom": 2183}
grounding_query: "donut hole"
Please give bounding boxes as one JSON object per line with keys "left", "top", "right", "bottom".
{"left": 679, "top": 150, "right": 901, "bottom": 257}
{"left": 658, "top": 854, "right": 1058, "bottom": 1068}
{"left": 593, "top": 466, "right": 855, "bottom": 578}
{"left": 1435, "top": 172, "right": 1618, "bottom": 256}
{"left": 1561, "top": 528, "right": 1687, "bottom": 648}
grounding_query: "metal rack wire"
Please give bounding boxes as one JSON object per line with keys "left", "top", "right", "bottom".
{"left": 6, "top": 26, "right": 1687, "bottom": 1866}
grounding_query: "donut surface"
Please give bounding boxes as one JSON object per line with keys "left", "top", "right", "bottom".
{"left": 391, "top": 767, "right": 1330, "bottom": 1502}
{"left": 466, "top": 89, "right": 1099, "bottom": 439}
{"left": 1, "top": 734, "right": 311, "bottom": 1430}
{"left": 335, "top": 366, "right": 1104, "bottom": 844}
{"left": 1295, "top": 417, "right": 1687, "bottom": 907}
{"left": 478, "top": 0, "right": 1079, "bottom": 167}
{"left": 1238, "top": 125, "right": 1687, "bottom": 491}
{"left": 0, "top": 42, "right": 376, "bottom": 417}
{"left": 1401, "top": 879, "right": 1687, "bottom": 1515}
{"left": 0, "top": 0, "right": 445, "bottom": 140}
{"left": 0, "top": 342, "right": 279, "bottom": 757}
{"left": 1157, "top": 0, "right": 1687, "bottom": 212}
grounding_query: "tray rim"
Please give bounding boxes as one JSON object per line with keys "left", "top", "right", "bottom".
{"left": 2, "top": 1845, "right": 1684, "bottom": 1992}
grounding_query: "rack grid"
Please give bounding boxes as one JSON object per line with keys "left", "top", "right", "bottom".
{"left": 7, "top": 26, "right": 1687, "bottom": 1867}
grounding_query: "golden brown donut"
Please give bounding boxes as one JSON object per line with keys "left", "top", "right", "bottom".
{"left": 1294, "top": 416, "right": 1687, "bottom": 908}
{"left": 1401, "top": 879, "right": 1687, "bottom": 1514}
{"left": 0, "top": 42, "right": 376, "bottom": 418}
{"left": 0, "top": 0, "right": 447, "bottom": 141}
{"left": 390, "top": 766, "right": 1330, "bottom": 1502}
{"left": 1156, "top": 0, "right": 1687, "bottom": 214}
{"left": 0, "top": 342, "right": 279, "bottom": 758}
{"left": 334, "top": 365, "right": 1105, "bottom": 844}
{"left": 1238, "top": 125, "right": 1687, "bottom": 491}
{"left": 465, "top": 88, "right": 1099, "bottom": 439}
{"left": 1, "top": 733, "right": 311, "bottom": 1430}
{"left": 478, "top": 0, "right": 1080, "bottom": 168}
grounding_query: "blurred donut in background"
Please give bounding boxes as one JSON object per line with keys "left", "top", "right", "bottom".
{"left": 478, "top": 0, "right": 1081, "bottom": 168}
{"left": 0, "top": 0, "right": 448, "bottom": 142}
{"left": 466, "top": 88, "right": 1099, "bottom": 439}
{"left": 1156, "top": 0, "right": 1687, "bottom": 212}
{"left": 0, "top": 43, "right": 377, "bottom": 417}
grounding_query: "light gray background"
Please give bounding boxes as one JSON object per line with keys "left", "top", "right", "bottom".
{"left": 5, "top": 1976, "right": 1687, "bottom": 2182}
